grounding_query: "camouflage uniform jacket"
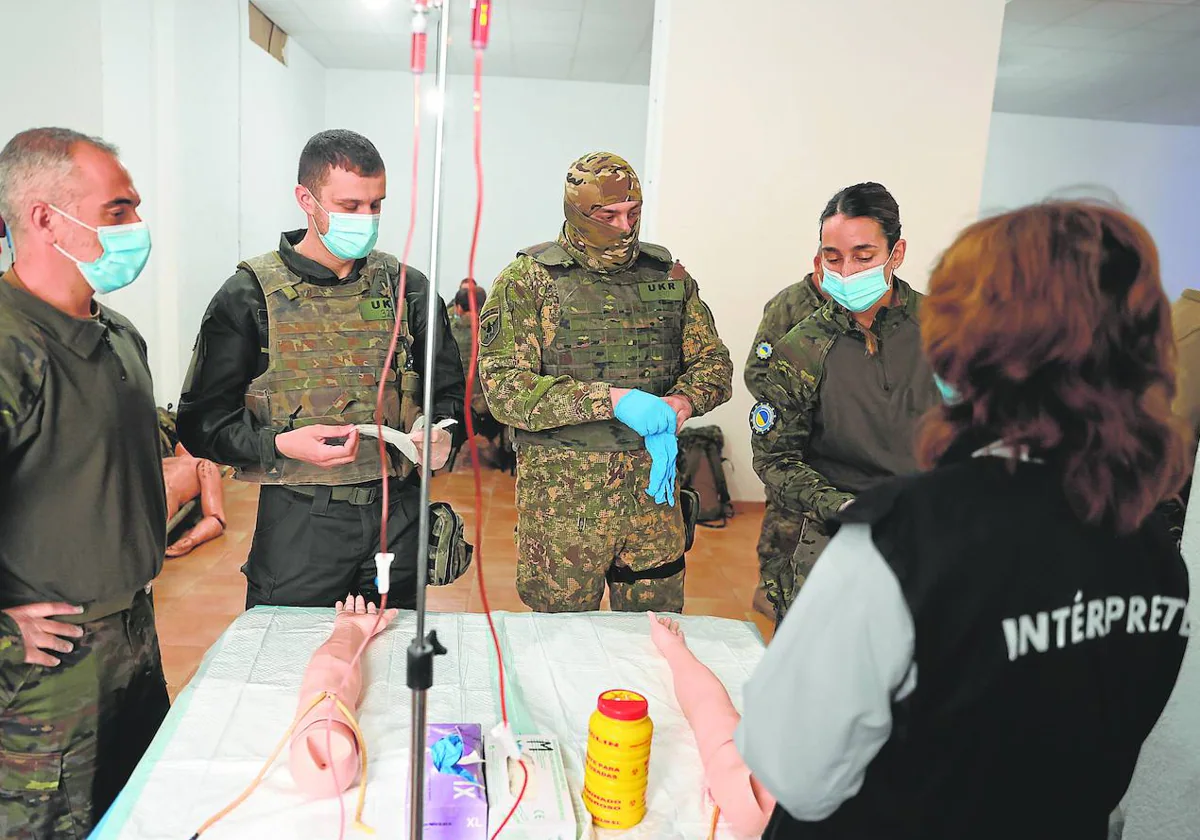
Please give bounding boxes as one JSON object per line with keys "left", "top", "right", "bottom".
{"left": 751, "top": 279, "right": 927, "bottom": 523}
{"left": 745, "top": 274, "right": 824, "bottom": 497}
{"left": 477, "top": 242, "right": 732, "bottom": 436}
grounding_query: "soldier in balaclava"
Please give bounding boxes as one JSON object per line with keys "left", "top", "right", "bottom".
{"left": 477, "top": 151, "right": 733, "bottom": 613}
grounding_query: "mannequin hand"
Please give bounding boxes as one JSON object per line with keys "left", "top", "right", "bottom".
{"left": 276, "top": 425, "right": 359, "bottom": 468}
{"left": 648, "top": 612, "right": 687, "bottom": 658}
{"left": 613, "top": 389, "right": 676, "bottom": 437}
{"left": 333, "top": 594, "right": 399, "bottom": 638}
{"left": 2, "top": 603, "right": 85, "bottom": 667}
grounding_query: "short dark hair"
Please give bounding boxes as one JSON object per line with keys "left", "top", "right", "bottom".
{"left": 820, "top": 182, "right": 902, "bottom": 250}
{"left": 455, "top": 286, "right": 486, "bottom": 311}
{"left": 297, "top": 129, "right": 385, "bottom": 194}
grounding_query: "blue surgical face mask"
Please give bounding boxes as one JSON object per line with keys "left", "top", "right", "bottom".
{"left": 307, "top": 190, "right": 380, "bottom": 261}
{"left": 50, "top": 205, "right": 152, "bottom": 294}
{"left": 821, "top": 247, "right": 896, "bottom": 313}
{"left": 933, "top": 374, "right": 962, "bottom": 405}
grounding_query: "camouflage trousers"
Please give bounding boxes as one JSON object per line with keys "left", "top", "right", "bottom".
{"left": 756, "top": 501, "right": 805, "bottom": 620}
{"left": 515, "top": 447, "right": 686, "bottom": 613}
{"left": 756, "top": 501, "right": 832, "bottom": 622}
{"left": 0, "top": 590, "right": 169, "bottom": 840}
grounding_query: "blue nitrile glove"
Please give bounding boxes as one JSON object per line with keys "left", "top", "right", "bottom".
{"left": 614, "top": 389, "right": 676, "bottom": 437}
{"left": 645, "top": 431, "right": 678, "bottom": 507}
{"left": 430, "top": 734, "right": 479, "bottom": 784}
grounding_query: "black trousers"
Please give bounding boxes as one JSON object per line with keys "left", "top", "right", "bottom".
{"left": 243, "top": 480, "right": 421, "bottom": 610}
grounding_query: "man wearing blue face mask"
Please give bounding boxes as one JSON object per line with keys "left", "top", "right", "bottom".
{"left": 750, "top": 183, "right": 940, "bottom": 621}
{"left": 0, "top": 127, "right": 169, "bottom": 838}
{"left": 178, "top": 129, "right": 466, "bottom": 610}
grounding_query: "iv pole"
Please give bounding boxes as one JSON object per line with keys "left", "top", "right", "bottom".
{"left": 408, "top": 0, "right": 453, "bottom": 837}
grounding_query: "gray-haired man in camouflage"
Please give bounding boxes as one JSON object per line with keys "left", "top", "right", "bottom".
{"left": 0, "top": 128, "right": 169, "bottom": 839}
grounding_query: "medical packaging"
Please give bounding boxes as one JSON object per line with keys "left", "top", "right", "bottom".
{"left": 485, "top": 733, "right": 577, "bottom": 840}
{"left": 411, "top": 723, "right": 489, "bottom": 840}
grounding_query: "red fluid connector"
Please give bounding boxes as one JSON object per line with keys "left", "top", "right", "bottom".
{"left": 471, "top": 0, "right": 491, "bottom": 50}
{"left": 412, "top": 1, "right": 429, "bottom": 74}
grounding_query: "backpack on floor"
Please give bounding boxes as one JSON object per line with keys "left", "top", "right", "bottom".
{"left": 677, "top": 425, "right": 734, "bottom": 528}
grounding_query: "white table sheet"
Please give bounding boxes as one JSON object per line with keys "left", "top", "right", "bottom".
{"left": 92, "top": 608, "right": 767, "bottom": 840}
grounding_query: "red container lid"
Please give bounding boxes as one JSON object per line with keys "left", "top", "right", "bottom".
{"left": 597, "top": 689, "right": 649, "bottom": 721}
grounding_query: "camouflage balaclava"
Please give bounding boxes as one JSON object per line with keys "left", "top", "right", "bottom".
{"left": 558, "top": 152, "right": 642, "bottom": 273}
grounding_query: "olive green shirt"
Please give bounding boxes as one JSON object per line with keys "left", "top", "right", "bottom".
{"left": 0, "top": 271, "right": 166, "bottom": 611}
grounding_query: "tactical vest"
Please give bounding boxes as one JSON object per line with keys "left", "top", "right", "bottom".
{"left": 237, "top": 250, "right": 421, "bottom": 486}
{"left": 513, "top": 241, "right": 686, "bottom": 452}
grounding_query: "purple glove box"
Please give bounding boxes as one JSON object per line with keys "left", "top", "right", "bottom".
{"left": 409, "top": 723, "right": 488, "bottom": 840}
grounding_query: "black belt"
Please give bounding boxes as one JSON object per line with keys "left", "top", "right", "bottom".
{"left": 286, "top": 485, "right": 380, "bottom": 506}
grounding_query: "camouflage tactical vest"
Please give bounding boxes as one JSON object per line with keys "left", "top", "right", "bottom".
{"left": 514, "top": 241, "right": 686, "bottom": 452}
{"left": 237, "top": 250, "right": 421, "bottom": 486}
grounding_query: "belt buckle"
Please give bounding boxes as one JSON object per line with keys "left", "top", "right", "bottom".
{"left": 348, "top": 487, "right": 376, "bottom": 506}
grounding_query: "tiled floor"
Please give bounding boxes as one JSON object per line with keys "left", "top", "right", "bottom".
{"left": 154, "top": 462, "right": 772, "bottom": 700}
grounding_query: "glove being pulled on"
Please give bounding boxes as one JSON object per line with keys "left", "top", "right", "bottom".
{"left": 614, "top": 389, "right": 676, "bottom": 437}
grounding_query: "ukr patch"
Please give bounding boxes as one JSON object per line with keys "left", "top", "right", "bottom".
{"left": 750, "top": 402, "right": 777, "bottom": 435}
{"left": 480, "top": 311, "right": 501, "bottom": 347}
{"left": 755, "top": 341, "right": 773, "bottom": 361}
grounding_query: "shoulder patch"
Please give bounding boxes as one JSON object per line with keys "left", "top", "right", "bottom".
{"left": 639, "top": 242, "right": 673, "bottom": 265}
{"left": 518, "top": 242, "right": 574, "bottom": 267}
{"left": 480, "top": 311, "right": 501, "bottom": 347}
{"left": 750, "top": 401, "right": 777, "bottom": 436}
{"left": 668, "top": 260, "right": 687, "bottom": 282}
{"left": 754, "top": 341, "right": 773, "bottom": 361}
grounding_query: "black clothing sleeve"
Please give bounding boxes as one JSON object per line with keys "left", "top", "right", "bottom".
{"left": 176, "top": 269, "right": 278, "bottom": 471}
{"left": 404, "top": 269, "right": 468, "bottom": 444}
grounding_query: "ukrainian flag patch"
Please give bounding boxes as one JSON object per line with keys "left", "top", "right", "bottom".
{"left": 755, "top": 341, "right": 773, "bottom": 361}
{"left": 750, "top": 402, "right": 777, "bottom": 435}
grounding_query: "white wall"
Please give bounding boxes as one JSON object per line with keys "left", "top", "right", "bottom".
{"left": 0, "top": 0, "right": 104, "bottom": 140}
{"left": 645, "top": 0, "right": 1007, "bottom": 502}
{"left": 0, "top": 0, "right": 104, "bottom": 304}
{"left": 981, "top": 113, "right": 1200, "bottom": 302}
{"left": 325, "top": 72, "right": 649, "bottom": 298}
{"left": 172, "top": 0, "right": 241, "bottom": 397}
{"left": 239, "top": 10, "right": 328, "bottom": 259}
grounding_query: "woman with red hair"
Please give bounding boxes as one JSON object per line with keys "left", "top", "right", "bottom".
{"left": 735, "top": 202, "right": 1191, "bottom": 839}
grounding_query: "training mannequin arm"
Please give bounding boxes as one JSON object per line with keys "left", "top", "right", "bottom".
{"left": 289, "top": 599, "right": 395, "bottom": 798}
{"left": 736, "top": 524, "right": 915, "bottom": 821}
{"left": 196, "top": 457, "right": 227, "bottom": 526}
{"left": 660, "top": 642, "right": 776, "bottom": 836}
